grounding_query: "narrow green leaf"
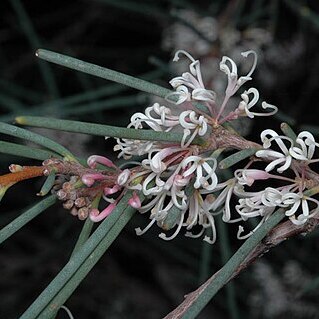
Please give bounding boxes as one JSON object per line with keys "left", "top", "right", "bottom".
{"left": 177, "top": 209, "right": 285, "bottom": 319}
{"left": 70, "top": 218, "right": 94, "bottom": 258}
{"left": 20, "top": 191, "right": 138, "bottom": 319}
{"left": 15, "top": 116, "right": 205, "bottom": 145}
{"left": 36, "top": 49, "right": 172, "bottom": 99}
{"left": 38, "top": 172, "right": 56, "bottom": 196}
{"left": 0, "top": 141, "right": 61, "bottom": 160}
{"left": 0, "top": 195, "right": 56, "bottom": 245}
{"left": 0, "top": 122, "right": 75, "bottom": 160}
{"left": 219, "top": 148, "right": 258, "bottom": 169}
{"left": 35, "top": 49, "right": 211, "bottom": 116}
{"left": 38, "top": 200, "right": 138, "bottom": 318}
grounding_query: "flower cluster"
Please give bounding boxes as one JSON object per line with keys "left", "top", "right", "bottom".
{"left": 108, "top": 49, "right": 292, "bottom": 243}
{"left": 230, "top": 129, "right": 319, "bottom": 235}
{"left": 50, "top": 50, "right": 319, "bottom": 244}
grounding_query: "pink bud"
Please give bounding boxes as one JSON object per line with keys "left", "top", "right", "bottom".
{"left": 87, "top": 155, "right": 116, "bottom": 169}
{"left": 103, "top": 185, "right": 121, "bottom": 195}
{"left": 89, "top": 204, "right": 116, "bottom": 222}
{"left": 82, "top": 173, "right": 106, "bottom": 187}
{"left": 235, "top": 169, "right": 270, "bottom": 187}
{"left": 128, "top": 192, "right": 141, "bottom": 209}
{"left": 81, "top": 175, "right": 95, "bottom": 187}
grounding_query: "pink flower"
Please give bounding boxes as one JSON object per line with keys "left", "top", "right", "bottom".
{"left": 82, "top": 173, "right": 107, "bottom": 187}
{"left": 128, "top": 192, "right": 141, "bottom": 209}
{"left": 87, "top": 155, "right": 116, "bottom": 169}
{"left": 89, "top": 203, "right": 116, "bottom": 222}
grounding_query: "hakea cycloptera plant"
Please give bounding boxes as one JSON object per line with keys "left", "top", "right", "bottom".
{"left": 2, "top": 49, "right": 319, "bottom": 245}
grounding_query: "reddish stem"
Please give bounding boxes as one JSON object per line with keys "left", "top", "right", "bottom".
{"left": 0, "top": 166, "right": 45, "bottom": 187}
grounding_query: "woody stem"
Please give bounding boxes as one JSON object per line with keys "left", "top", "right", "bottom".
{"left": 0, "top": 166, "right": 45, "bottom": 187}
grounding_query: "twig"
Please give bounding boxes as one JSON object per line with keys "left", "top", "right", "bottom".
{"left": 164, "top": 216, "right": 319, "bottom": 319}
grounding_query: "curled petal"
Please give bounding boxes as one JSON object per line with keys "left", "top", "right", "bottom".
{"left": 166, "top": 85, "right": 190, "bottom": 104}
{"left": 241, "top": 50, "right": 257, "bottom": 78}
{"left": 89, "top": 203, "right": 116, "bottom": 222}
{"left": 173, "top": 50, "right": 196, "bottom": 63}
{"left": 159, "top": 211, "right": 185, "bottom": 241}
{"left": 220, "top": 56, "right": 238, "bottom": 78}
{"left": 135, "top": 218, "right": 157, "bottom": 235}
{"left": 87, "top": 155, "right": 115, "bottom": 169}
{"left": 291, "top": 131, "right": 319, "bottom": 160}
{"left": 103, "top": 185, "right": 121, "bottom": 195}
{"left": 192, "top": 88, "right": 216, "bottom": 102}
{"left": 238, "top": 88, "right": 259, "bottom": 118}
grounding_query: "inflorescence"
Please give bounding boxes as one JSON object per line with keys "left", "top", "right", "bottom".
{"left": 2, "top": 50, "right": 319, "bottom": 244}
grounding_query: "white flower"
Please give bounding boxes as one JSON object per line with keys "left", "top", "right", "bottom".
{"left": 184, "top": 190, "right": 217, "bottom": 244}
{"left": 142, "top": 147, "right": 183, "bottom": 174}
{"left": 179, "top": 111, "right": 208, "bottom": 147}
{"left": 289, "top": 131, "right": 319, "bottom": 161}
{"left": 114, "top": 138, "right": 155, "bottom": 159}
{"left": 219, "top": 50, "right": 257, "bottom": 97}
{"left": 166, "top": 85, "right": 190, "bottom": 104}
{"left": 237, "top": 88, "right": 278, "bottom": 118}
{"left": 130, "top": 102, "right": 180, "bottom": 131}
{"left": 234, "top": 186, "right": 287, "bottom": 219}
{"left": 255, "top": 129, "right": 293, "bottom": 173}
{"left": 167, "top": 50, "right": 216, "bottom": 104}
{"left": 141, "top": 172, "right": 165, "bottom": 196}
{"left": 182, "top": 156, "right": 218, "bottom": 191}
{"left": 114, "top": 103, "right": 182, "bottom": 158}
{"left": 205, "top": 179, "right": 240, "bottom": 223}
{"left": 261, "top": 187, "right": 287, "bottom": 207}
{"left": 282, "top": 192, "right": 319, "bottom": 225}
{"left": 217, "top": 50, "right": 259, "bottom": 121}
{"left": 135, "top": 192, "right": 172, "bottom": 235}
{"left": 236, "top": 197, "right": 276, "bottom": 220}
{"left": 133, "top": 154, "right": 220, "bottom": 243}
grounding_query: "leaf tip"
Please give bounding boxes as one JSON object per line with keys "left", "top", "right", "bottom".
{"left": 14, "top": 116, "right": 26, "bottom": 125}
{"left": 35, "top": 49, "right": 44, "bottom": 58}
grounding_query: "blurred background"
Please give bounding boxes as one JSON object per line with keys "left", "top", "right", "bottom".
{"left": 1, "top": 0, "right": 319, "bottom": 318}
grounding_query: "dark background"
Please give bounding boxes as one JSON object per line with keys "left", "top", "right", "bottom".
{"left": 1, "top": 1, "right": 319, "bottom": 318}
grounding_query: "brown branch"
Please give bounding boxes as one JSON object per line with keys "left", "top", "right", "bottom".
{"left": 0, "top": 166, "right": 45, "bottom": 187}
{"left": 164, "top": 216, "right": 319, "bottom": 319}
